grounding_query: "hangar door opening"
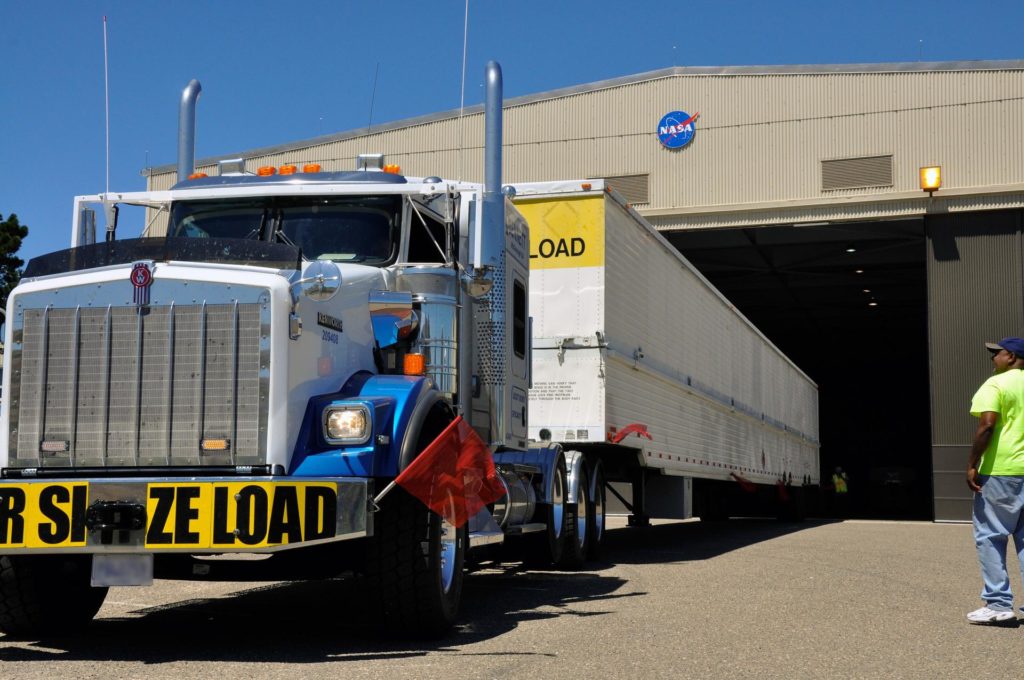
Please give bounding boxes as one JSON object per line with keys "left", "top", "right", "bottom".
{"left": 667, "top": 219, "right": 931, "bottom": 520}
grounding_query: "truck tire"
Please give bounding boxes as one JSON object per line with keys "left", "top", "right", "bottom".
{"left": 554, "top": 463, "right": 588, "bottom": 569}
{"left": 364, "top": 487, "right": 466, "bottom": 638}
{"left": 528, "top": 455, "right": 577, "bottom": 568}
{"left": 586, "top": 460, "right": 606, "bottom": 560}
{"left": 0, "top": 555, "right": 108, "bottom": 636}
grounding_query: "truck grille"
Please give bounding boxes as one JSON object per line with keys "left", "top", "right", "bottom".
{"left": 8, "top": 302, "right": 269, "bottom": 468}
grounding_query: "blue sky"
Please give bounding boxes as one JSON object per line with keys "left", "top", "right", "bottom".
{"left": 2, "top": 0, "right": 1023, "bottom": 264}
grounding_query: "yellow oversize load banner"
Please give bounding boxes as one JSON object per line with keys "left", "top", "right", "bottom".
{"left": 0, "top": 482, "right": 90, "bottom": 548}
{"left": 0, "top": 481, "right": 339, "bottom": 549}
{"left": 518, "top": 195, "right": 605, "bottom": 270}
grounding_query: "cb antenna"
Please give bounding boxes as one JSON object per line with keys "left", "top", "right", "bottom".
{"left": 101, "top": 16, "right": 118, "bottom": 241}
{"left": 457, "top": 0, "right": 469, "bottom": 180}
{"left": 365, "top": 62, "right": 380, "bottom": 156}
{"left": 103, "top": 15, "right": 110, "bottom": 196}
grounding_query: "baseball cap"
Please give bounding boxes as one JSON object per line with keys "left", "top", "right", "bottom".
{"left": 985, "top": 337, "right": 1024, "bottom": 355}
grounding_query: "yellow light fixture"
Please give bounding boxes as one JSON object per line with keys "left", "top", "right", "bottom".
{"left": 920, "top": 166, "right": 941, "bottom": 192}
{"left": 201, "top": 438, "right": 231, "bottom": 452}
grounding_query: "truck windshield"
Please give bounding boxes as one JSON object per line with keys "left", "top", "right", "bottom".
{"left": 169, "top": 195, "right": 400, "bottom": 264}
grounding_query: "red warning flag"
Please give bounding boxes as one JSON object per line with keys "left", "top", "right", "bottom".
{"left": 393, "top": 416, "right": 506, "bottom": 528}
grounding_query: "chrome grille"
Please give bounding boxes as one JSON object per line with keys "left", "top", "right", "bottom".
{"left": 9, "top": 302, "right": 269, "bottom": 468}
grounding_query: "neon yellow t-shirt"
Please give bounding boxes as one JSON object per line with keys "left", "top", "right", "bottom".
{"left": 970, "top": 368, "right": 1024, "bottom": 476}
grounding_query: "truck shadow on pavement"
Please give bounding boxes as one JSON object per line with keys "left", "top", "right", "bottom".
{"left": 0, "top": 571, "right": 634, "bottom": 664}
{"left": 0, "top": 518, "right": 823, "bottom": 663}
{"left": 603, "top": 517, "right": 833, "bottom": 565}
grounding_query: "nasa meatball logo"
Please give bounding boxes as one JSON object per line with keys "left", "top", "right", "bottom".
{"left": 657, "top": 110, "right": 699, "bottom": 149}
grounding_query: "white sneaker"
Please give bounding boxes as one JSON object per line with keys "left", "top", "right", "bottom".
{"left": 967, "top": 606, "right": 1017, "bottom": 625}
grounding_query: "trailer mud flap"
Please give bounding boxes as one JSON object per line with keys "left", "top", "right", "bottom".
{"left": 0, "top": 479, "right": 368, "bottom": 552}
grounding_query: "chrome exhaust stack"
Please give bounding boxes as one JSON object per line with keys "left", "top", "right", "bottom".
{"left": 470, "top": 60, "right": 505, "bottom": 275}
{"left": 484, "top": 60, "right": 503, "bottom": 198}
{"left": 177, "top": 79, "right": 202, "bottom": 182}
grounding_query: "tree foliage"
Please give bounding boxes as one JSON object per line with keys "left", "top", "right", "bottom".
{"left": 0, "top": 213, "right": 28, "bottom": 311}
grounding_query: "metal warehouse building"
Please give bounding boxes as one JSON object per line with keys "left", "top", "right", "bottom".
{"left": 147, "top": 60, "right": 1024, "bottom": 521}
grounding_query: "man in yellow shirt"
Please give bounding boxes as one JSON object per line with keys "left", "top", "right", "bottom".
{"left": 967, "top": 336, "right": 1024, "bottom": 625}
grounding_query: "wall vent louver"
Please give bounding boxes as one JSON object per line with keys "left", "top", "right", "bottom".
{"left": 821, "top": 155, "right": 893, "bottom": 191}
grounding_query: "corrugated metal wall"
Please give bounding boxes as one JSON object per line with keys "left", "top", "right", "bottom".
{"left": 148, "top": 62, "right": 1024, "bottom": 234}
{"left": 927, "top": 209, "right": 1024, "bottom": 521}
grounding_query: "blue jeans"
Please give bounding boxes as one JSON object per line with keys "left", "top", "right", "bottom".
{"left": 973, "top": 475, "right": 1024, "bottom": 611}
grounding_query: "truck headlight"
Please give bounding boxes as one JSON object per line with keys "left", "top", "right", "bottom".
{"left": 323, "top": 405, "right": 371, "bottom": 445}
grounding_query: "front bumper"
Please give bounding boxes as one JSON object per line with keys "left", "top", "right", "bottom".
{"left": 0, "top": 477, "right": 370, "bottom": 554}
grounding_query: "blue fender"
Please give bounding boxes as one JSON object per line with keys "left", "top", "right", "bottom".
{"left": 289, "top": 372, "right": 442, "bottom": 478}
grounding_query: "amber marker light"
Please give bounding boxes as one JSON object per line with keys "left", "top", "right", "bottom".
{"left": 257, "top": 166, "right": 277, "bottom": 176}
{"left": 201, "top": 438, "right": 231, "bottom": 452}
{"left": 279, "top": 164, "right": 298, "bottom": 175}
{"left": 383, "top": 164, "right": 402, "bottom": 174}
{"left": 303, "top": 163, "right": 322, "bottom": 173}
{"left": 188, "top": 172, "right": 208, "bottom": 179}
{"left": 403, "top": 353, "right": 425, "bottom": 376}
{"left": 920, "top": 166, "right": 941, "bottom": 192}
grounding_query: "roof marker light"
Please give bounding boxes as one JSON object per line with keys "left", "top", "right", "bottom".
{"left": 383, "top": 164, "right": 402, "bottom": 174}
{"left": 188, "top": 172, "right": 208, "bottom": 180}
{"left": 279, "top": 164, "right": 297, "bottom": 175}
{"left": 303, "top": 163, "right": 322, "bottom": 173}
{"left": 257, "top": 166, "right": 277, "bottom": 176}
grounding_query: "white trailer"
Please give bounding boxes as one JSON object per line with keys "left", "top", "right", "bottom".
{"left": 515, "top": 181, "right": 819, "bottom": 522}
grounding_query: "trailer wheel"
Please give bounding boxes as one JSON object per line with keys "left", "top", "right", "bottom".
{"left": 586, "top": 460, "right": 607, "bottom": 560}
{"left": 554, "top": 463, "right": 588, "bottom": 569}
{"left": 527, "top": 455, "right": 576, "bottom": 567}
{"left": 0, "top": 555, "right": 108, "bottom": 637}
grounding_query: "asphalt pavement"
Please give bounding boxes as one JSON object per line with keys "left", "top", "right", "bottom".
{"left": 0, "top": 517, "right": 1017, "bottom": 679}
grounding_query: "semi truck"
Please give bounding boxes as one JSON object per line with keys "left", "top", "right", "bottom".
{"left": 0, "top": 62, "right": 818, "bottom": 638}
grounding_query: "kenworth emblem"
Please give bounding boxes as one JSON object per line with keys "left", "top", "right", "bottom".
{"left": 130, "top": 261, "right": 154, "bottom": 305}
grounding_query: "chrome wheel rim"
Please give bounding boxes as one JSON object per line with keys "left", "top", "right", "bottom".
{"left": 576, "top": 481, "right": 588, "bottom": 551}
{"left": 439, "top": 515, "right": 458, "bottom": 594}
{"left": 552, "top": 467, "right": 565, "bottom": 539}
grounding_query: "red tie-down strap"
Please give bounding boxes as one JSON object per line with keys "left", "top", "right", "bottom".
{"left": 776, "top": 479, "right": 790, "bottom": 503}
{"left": 730, "top": 473, "right": 757, "bottom": 493}
{"left": 608, "top": 423, "right": 653, "bottom": 445}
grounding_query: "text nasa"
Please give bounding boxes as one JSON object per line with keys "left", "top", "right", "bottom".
{"left": 659, "top": 121, "right": 694, "bottom": 136}
{"left": 0, "top": 482, "right": 339, "bottom": 548}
